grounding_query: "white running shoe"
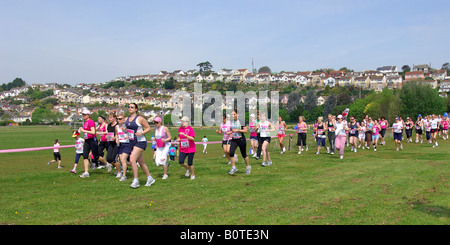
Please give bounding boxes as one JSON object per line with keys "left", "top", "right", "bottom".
{"left": 340, "top": 155, "right": 343, "bottom": 159}
{"left": 130, "top": 179, "right": 140, "bottom": 189}
{"left": 297, "top": 151, "right": 301, "bottom": 154}
{"left": 162, "top": 174, "right": 168, "bottom": 179}
{"left": 228, "top": 167, "right": 238, "bottom": 175}
{"left": 119, "top": 175, "right": 127, "bottom": 181}
{"left": 185, "top": 170, "right": 190, "bottom": 177}
{"left": 145, "top": 177, "right": 155, "bottom": 186}
{"left": 79, "top": 172, "right": 89, "bottom": 178}
{"left": 116, "top": 173, "right": 122, "bottom": 178}
{"left": 246, "top": 166, "right": 251, "bottom": 175}
{"left": 190, "top": 175, "right": 196, "bottom": 180}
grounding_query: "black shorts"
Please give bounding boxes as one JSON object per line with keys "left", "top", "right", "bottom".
{"left": 222, "top": 140, "right": 231, "bottom": 145}
{"left": 53, "top": 152, "right": 61, "bottom": 161}
{"left": 416, "top": 128, "right": 423, "bottom": 135}
{"left": 260, "top": 137, "right": 271, "bottom": 143}
{"left": 229, "top": 137, "right": 247, "bottom": 159}
{"left": 179, "top": 152, "right": 195, "bottom": 166}
{"left": 98, "top": 141, "right": 108, "bottom": 157}
{"left": 431, "top": 129, "right": 438, "bottom": 134}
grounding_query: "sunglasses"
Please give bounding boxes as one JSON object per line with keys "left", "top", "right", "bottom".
{"left": 117, "top": 118, "right": 123, "bottom": 120}
{"left": 128, "top": 106, "right": 135, "bottom": 109}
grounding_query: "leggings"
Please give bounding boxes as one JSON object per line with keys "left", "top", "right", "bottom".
{"left": 335, "top": 135, "right": 346, "bottom": 156}
{"left": 229, "top": 137, "right": 248, "bottom": 159}
{"left": 83, "top": 138, "right": 99, "bottom": 160}
{"left": 297, "top": 133, "right": 307, "bottom": 146}
{"left": 327, "top": 132, "right": 335, "bottom": 153}
{"left": 106, "top": 142, "right": 118, "bottom": 163}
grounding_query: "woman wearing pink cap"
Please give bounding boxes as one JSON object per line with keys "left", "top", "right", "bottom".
{"left": 153, "top": 116, "right": 172, "bottom": 179}
{"left": 79, "top": 109, "right": 99, "bottom": 178}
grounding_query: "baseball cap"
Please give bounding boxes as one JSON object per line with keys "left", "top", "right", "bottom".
{"left": 153, "top": 116, "right": 162, "bottom": 122}
{"left": 72, "top": 131, "right": 80, "bottom": 137}
{"left": 82, "top": 109, "right": 91, "bottom": 115}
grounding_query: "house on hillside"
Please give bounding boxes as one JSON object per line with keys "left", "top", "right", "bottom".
{"left": 405, "top": 71, "right": 425, "bottom": 81}
{"left": 413, "top": 64, "right": 431, "bottom": 74}
{"left": 386, "top": 76, "right": 403, "bottom": 89}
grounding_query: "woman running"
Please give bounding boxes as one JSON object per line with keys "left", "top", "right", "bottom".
{"left": 326, "top": 114, "right": 336, "bottom": 154}
{"left": 96, "top": 115, "right": 109, "bottom": 169}
{"left": 178, "top": 116, "right": 196, "bottom": 179}
{"left": 116, "top": 113, "right": 131, "bottom": 181}
{"left": 79, "top": 109, "right": 99, "bottom": 178}
{"left": 405, "top": 117, "right": 413, "bottom": 143}
{"left": 365, "top": 116, "right": 373, "bottom": 149}
{"left": 415, "top": 115, "right": 424, "bottom": 144}
{"left": 248, "top": 114, "right": 258, "bottom": 157}
{"left": 227, "top": 109, "right": 251, "bottom": 175}
{"left": 153, "top": 116, "right": 172, "bottom": 179}
{"left": 441, "top": 113, "right": 449, "bottom": 140}
{"left": 379, "top": 117, "right": 388, "bottom": 145}
{"left": 314, "top": 116, "right": 327, "bottom": 154}
{"left": 335, "top": 115, "right": 348, "bottom": 159}
{"left": 125, "top": 103, "right": 154, "bottom": 188}
{"left": 106, "top": 113, "right": 120, "bottom": 175}
{"left": 358, "top": 121, "right": 366, "bottom": 149}
{"left": 216, "top": 114, "right": 233, "bottom": 164}
{"left": 424, "top": 115, "right": 432, "bottom": 144}
{"left": 277, "top": 116, "right": 287, "bottom": 154}
{"left": 430, "top": 114, "right": 440, "bottom": 148}
{"left": 372, "top": 120, "right": 381, "bottom": 151}
{"left": 348, "top": 117, "right": 360, "bottom": 153}
{"left": 392, "top": 117, "right": 404, "bottom": 151}
{"left": 296, "top": 116, "right": 308, "bottom": 154}
{"left": 257, "top": 113, "right": 275, "bottom": 166}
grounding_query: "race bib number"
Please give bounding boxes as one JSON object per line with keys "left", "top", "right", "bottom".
{"left": 180, "top": 139, "right": 189, "bottom": 148}
{"left": 127, "top": 129, "right": 135, "bottom": 141}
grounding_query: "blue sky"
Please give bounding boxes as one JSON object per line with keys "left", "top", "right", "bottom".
{"left": 1, "top": 0, "right": 449, "bottom": 85}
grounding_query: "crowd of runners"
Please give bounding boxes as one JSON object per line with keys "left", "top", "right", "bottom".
{"left": 47, "top": 103, "right": 450, "bottom": 189}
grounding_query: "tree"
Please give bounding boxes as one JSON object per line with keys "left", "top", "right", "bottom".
{"left": 258, "top": 66, "right": 272, "bottom": 74}
{"left": 337, "top": 92, "right": 351, "bottom": 106}
{"left": 304, "top": 90, "right": 317, "bottom": 112}
{"left": 400, "top": 80, "right": 445, "bottom": 118}
{"left": 164, "top": 77, "right": 175, "bottom": 89}
{"left": 197, "top": 61, "right": 213, "bottom": 74}
{"left": 401, "top": 65, "right": 411, "bottom": 72}
{"left": 322, "top": 93, "right": 337, "bottom": 118}
{"left": 286, "top": 91, "right": 301, "bottom": 113}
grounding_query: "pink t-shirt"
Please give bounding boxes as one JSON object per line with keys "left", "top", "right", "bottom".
{"left": 83, "top": 119, "right": 96, "bottom": 139}
{"left": 249, "top": 121, "right": 257, "bottom": 137}
{"left": 178, "top": 126, "right": 196, "bottom": 153}
{"left": 221, "top": 121, "right": 231, "bottom": 140}
{"left": 99, "top": 123, "right": 107, "bottom": 142}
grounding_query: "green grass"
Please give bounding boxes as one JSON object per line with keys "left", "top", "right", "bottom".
{"left": 0, "top": 125, "right": 448, "bottom": 225}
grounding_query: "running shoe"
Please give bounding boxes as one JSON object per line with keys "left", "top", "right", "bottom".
{"left": 130, "top": 179, "right": 140, "bottom": 189}
{"left": 70, "top": 169, "right": 76, "bottom": 174}
{"left": 185, "top": 170, "right": 190, "bottom": 177}
{"left": 228, "top": 167, "right": 238, "bottom": 175}
{"left": 47, "top": 161, "right": 52, "bottom": 165}
{"left": 190, "top": 175, "right": 196, "bottom": 180}
{"left": 245, "top": 166, "right": 251, "bottom": 175}
{"left": 145, "top": 177, "right": 155, "bottom": 186}
{"left": 261, "top": 162, "right": 267, "bottom": 167}
{"left": 119, "top": 176, "right": 127, "bottom": 181}
{"left": 162, "top": 174, "right": 168, "bottom": 179}
{"left": 267, "top": 161, "right": 272, "bottom": 166}
{"left": 79, "top": 172, "right": 90, "bottom": 178}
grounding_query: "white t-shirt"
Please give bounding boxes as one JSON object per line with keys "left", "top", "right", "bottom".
{"left": 75, "top": 138, "right": 84, "bottom": 154}
{"left": 53, "top": 143, "right": 60, "bottom": 153}
{"left": 392, "top": 122, "right": 403, "bottom": 133}
{"left": 430, "top": 119, "right": 439, "bottom": 129}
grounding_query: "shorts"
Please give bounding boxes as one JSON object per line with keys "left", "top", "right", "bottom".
{"left": 297, "top": 133, "right": 307, "bottom": 146}
{"left": 358, "top": 135, "right": 365, "bottom": 140}
{"left": 372, "top": 134, "right": 379, "bottom": 141}
{"left": 250, "top": 135, "right": 258, "bottom": 141}
{"left": 222, "top": 140, "right": 231, "bottom": 145}
{"left": 431, "top": 129, "right": 438, "bottom": 134}
{"left": 316, "top": 136, "right": 326, "bottom": 147}
{"left": 393, "top": 132, "right": 402, "bottom": 141}
{"left": 118, "top": 143, "right": 132, "bottom": 155}
{"left": 98, "top": 141, "right": 108, "bottom": 157}
{"left": 131, "top": 139, "right": 147, "bottom": 151}
{"left": 261, "top": 137, "right": 271, "bottom": 143}
{"left": 277, "top": 134, "right": 285, "bottom": 138}
{"left": 380, "top": 129, "right": 386, "bottom": 137}
{"left": 74, "top": 153, "right": 83, "bottom": 164}
{"left": 53, "top": 152, "right": 61, "bottom": 161}
{"left": 416, "top": 128, "right": 423, "bottom": 135}
{"left": 179, "top": 152, "right": 195, "bottom": 166}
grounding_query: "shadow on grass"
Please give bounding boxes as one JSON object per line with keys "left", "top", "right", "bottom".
{"left": 412, "top": 204, "right": 450, "bottom": 218}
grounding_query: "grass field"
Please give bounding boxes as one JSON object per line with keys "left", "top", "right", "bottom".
{"left": 0, "top": 125, "right": 448, "bottom": 225}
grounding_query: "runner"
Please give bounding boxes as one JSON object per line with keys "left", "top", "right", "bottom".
{"left": 105, "top": 112, "right": 119, "bottom": 175}
{"left": 153, "top": 116, "right": 172, "bottom": 180}
{"left": 70, "top": 131, "right": 84, "bottom": 174}
{"left": 178, "top": 116, "right": 196, "bottom": 179}
{"left": 314, "top": 116, "right": 327, "bottom": 154}
{"left": 379, "top": 117, "right": 388, "bottom": 145}
{"left": 116, "top": 113, "right": 131, "bottom": 181}
{"left": 358, "top": 121, "right": 366, "bottom": 149}
{"left": 348, "top": 116, "right": 360, "bottom": 153}
{"left": 125, "top": 103, "right": 154, "bottom": 188}
{"left": 404, "top": 117, "right": 413, "bottom": 143}
{"left": 216, "top": 114, "right": 234, "bottom": 164}
{"left": 424, "top": 115, "right": 432, "bottom": 144}
{"left": 415, "top": 114, "right": 424, "bottom": 144}
{"left": 96, "top": 115, "right": 109, "bottom": 169}
{"left": 277, "top": 116, "right": 287, "bottom": 154}
{"left": 430, "top": 114, "right": 440, "bottom": 148}
{"left": 296, "top": 116, "right": 308, "bottom": 154}
{"left": 372, "top": 119, "right": 381, "bottom": 151}
{"left": 441, "top": 113, "right": 449, "bottom": 140}
{"left": 335, "top": 115, "right": 348, "bottom": 159}
{"left": 47, "top": 139, "right": 62, "bottom": 168}
{"left": 256, "top": 113, "right": 275, "bottom": 166}
{"left": 248, "top": 114, "right": 258, "bottom": 157}
{"left": 326, "top": 114, "right": 336, "bottom": 155}
{"left": 392, "top": 117, "right": 404, "bottom": 151}
{"left": 202, "top": 136, "right": 208, "bottom": 153}
{"left": 227, "top": 109, "right": 251, "bottom": 175}
{"left": 365, "top": 116, "right": 373, "bottom": 149}
{"left": 78, "top": 109, "right": 99, "bottom": 178}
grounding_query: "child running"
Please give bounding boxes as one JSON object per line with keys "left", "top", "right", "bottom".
{"left": 70, "top": 132, "right": 84, "bottom": 173}
{"left": 47, "top": 139, "right": 62, "bottom": 168}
